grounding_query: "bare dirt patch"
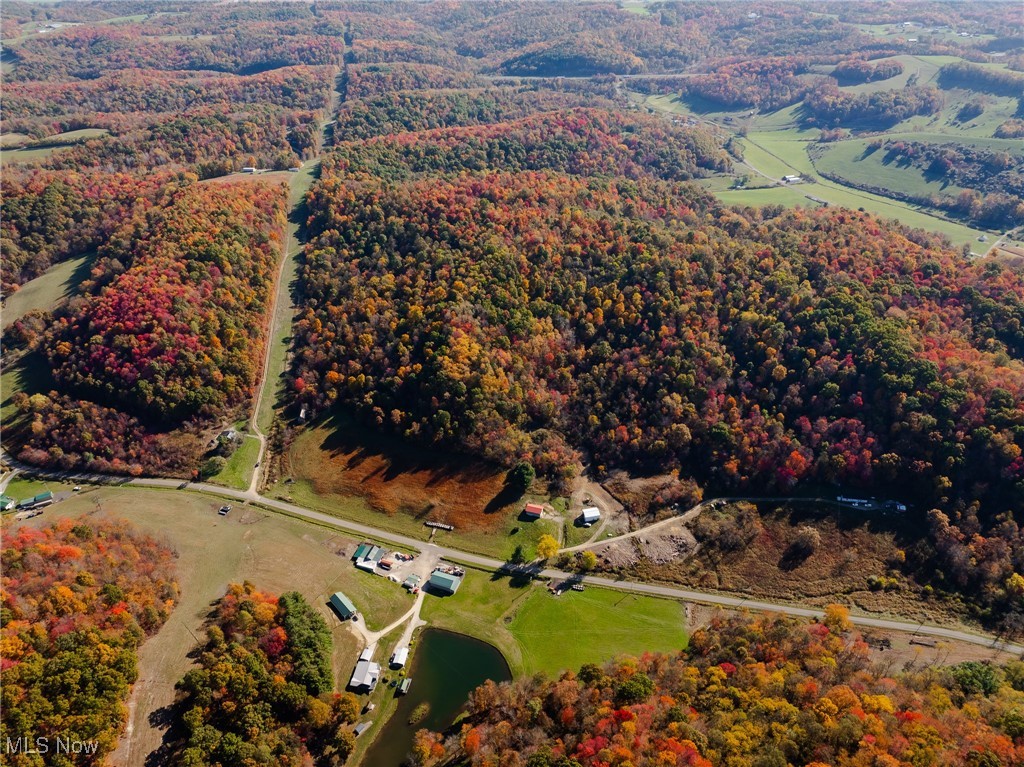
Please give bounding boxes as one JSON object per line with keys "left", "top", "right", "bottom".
{"left": 612, "top": 502, "right": 971, "bottom": 626}
{"left": 603, "top": 471, "right": 703, "bottom": 523}
{"left": 287, "top": 419, "right": 521, "bottom": 531}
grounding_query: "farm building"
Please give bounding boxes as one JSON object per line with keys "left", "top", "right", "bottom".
{"left": 523, "top": 503, "right": 544, "bottom": 520}
{"left": 0, "top": 495, "right": 16, "bottom": 511}
{"left": 391, "top": 646, "right": 409, "bottom": 668}
{"left": 330, "top": 591, "right": 358, "bottom": 620}
{"left": 581, "top": 507, "right": 601, "bottom": 524}
{"left": 428, "top": 570, "right": 463, "bottom": 595}
{"left": 19, "top": 492, "right": 54, "bottom": 510}
{"left": 349, "top": 660, "right": 381, "bottom": 692}
{"left": 353, "top": 543, "right": 372, "bottom": 560}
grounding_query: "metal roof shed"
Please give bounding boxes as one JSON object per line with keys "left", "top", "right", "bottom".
{"left": 391, "top": 647, "right": 409, "bottom": 668}
{"left": 330, "top": 591, "right": 358, "bottom": 619}
{"left": 428, "top": 571, "right": 462, "bottom": 595}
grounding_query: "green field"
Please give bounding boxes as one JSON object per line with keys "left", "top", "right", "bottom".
{"left": 637, "top": 54, "right": 1015, "bottom": 253}
{"left": 207, "top": 435, "right": 261, "bottom": 490}
{"left": 256, "top": 162, "right": 318, "bottom": 435}
{"left": 743, "top": 131, "right": 991, "bottom": 250}
{"left": 421, "top": 569, "right": 687, "bottom": 676}
{"left": 2, "top": 252, "right": 95, "bottom": 329}
{"left": 0, "top": 128, "right": 109, "bottom": 163}
{"left": 716, "top": 186, "right": 819, "bottom": 209}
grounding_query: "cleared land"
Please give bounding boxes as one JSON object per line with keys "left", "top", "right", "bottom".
{"left": 1, "top": 252, "right": 95, "bottom": 329}
{"left": 636, "top": 52, "right": 1016, "bottom": 253}
{"left": 0, "top": 128, "right": 109, "bottom": 163}
{"left": 207, "top": 434, "right": 261, "bottom": 490}
{"left": 278, "top": 418, "right": 560, "bottom": 560}
{"left": 420, "top": 567, "right": 688, "bottom": 676}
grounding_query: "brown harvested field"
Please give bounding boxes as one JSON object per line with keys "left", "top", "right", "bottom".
{"left": 4, "top": 485, "right": 412, "bottom": 767}
{"left": 616, "top": 503, "right": 972, "bottom": 626}
{"left": 286, "top": 419, "right": 522, "bottom": 531}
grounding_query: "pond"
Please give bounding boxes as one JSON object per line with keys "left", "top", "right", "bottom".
{"left": 361, "top": 628, "right": 511, "bottom": 767}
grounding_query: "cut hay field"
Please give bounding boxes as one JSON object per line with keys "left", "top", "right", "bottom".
{"left": 277, "top": 417, "right": 561, "bottom": 561}
{"left": 420, "top": 568, "right": 688, "bottom": 677}
{"left": 3, "top": 484, "right": 412, "bottom": 766}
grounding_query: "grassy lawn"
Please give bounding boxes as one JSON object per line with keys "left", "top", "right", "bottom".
{"left": 743, "top": 131, "right": 990, "bottom": 250}
{"left": 421, "top": 568, "right": 687, "bottom": 677}
{"left": 1, "top": 253, "right": 95, "bottom": 329}
{"left": 716, "top": 186, "right": 816, "bottom": 209}
{"left": 207, "top": 435, "right": 260, "bottom": 490}
{"left": 2, "top": 476, "right": 77, "bottom": 503}
{"left": 256, "top": 162, "right": 318, "bottom": 434}
{"left": 637, "top": 59, "right": 1009, "bottom": 254}
{"left": 620, "top": 0, "right": 651, "bottom": 14}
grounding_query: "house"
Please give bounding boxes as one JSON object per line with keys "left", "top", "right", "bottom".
{"left": 0, "top": 495, "right": 16, "bottom": 512}
{"left": 391, "top": 646, "right": 409, "bottom": 669}
{"left": 359, "top": 644, "right": 376, "bottom": 662}
{"left": 241, "top": 166, "right": 257, "bottom": 173}
{"left": 330, "top": 591, "right": 358, "bottom": 620}
{"left": 349, "top": 659, "right": 381, "bottom": 692}
{"left": 523, "top": 503, "right": 544, "bottom": 520}
{"left": 428, "top": 570, "right": 463, "bottom": 595}
{"left": 581, "top": 507, "right": 601, "bottom": 525}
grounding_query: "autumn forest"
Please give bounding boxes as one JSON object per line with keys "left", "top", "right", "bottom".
{"left": 1, "top": 1, "right": 1023, "bottom": 765}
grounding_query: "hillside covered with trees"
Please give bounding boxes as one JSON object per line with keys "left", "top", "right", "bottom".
{"left": 168, "top": 583, "right": 360, "bottom": 766}
{"left": 0, "top": 519, "right": 179, "bottom": 765}
{"left": 420, "top": 611, "right": 1024, "bottom": 767}
{"left": 291, "top": 105, "right": 1024, "bottom": 628}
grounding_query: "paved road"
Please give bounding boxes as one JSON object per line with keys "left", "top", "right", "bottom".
{"left": 5, "top": 452, "right": 1022, "bottom": 655}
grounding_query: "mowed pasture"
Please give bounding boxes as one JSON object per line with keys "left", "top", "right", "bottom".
{"left": 813, "top": 134, "right": 1022, "bottom": 207}
{"left": 637, "top": 54, "right": 1015, "bottom": 253}
{"left": 0, "top": 127, "right": 110, "bottom": 163}
{"left": 3, "top": 485, "right": 412, "bottom": 766}
{"left": 420, "top": 568, "right": 688, "bottom": 677}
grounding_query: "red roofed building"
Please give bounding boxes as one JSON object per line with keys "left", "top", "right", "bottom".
{"left": 523, "top": 503, "right": 544, "bottom": 519}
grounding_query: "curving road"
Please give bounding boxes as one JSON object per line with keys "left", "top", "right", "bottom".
{"left": 4, "top": 451, "right": 1022, "bottom": 656}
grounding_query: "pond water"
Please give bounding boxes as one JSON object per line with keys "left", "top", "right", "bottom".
{"left": 361, "top": 628, "right": 511, "bottom": 767}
